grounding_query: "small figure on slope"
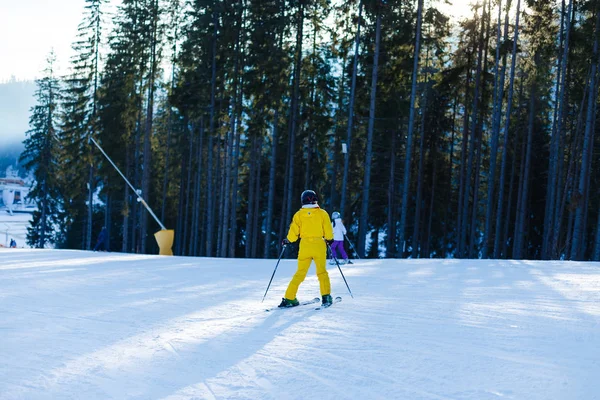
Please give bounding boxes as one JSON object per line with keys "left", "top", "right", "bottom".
{"left": 330, "top": 211, "right": 352, "bottom": 265}
{"left": 279, "top": 190, "right": 334, "bottom": 308}
{"left": 93, "top": 226, "right": 108, "bottom": 252}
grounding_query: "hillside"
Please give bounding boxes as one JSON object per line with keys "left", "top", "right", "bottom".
{"left": 1, "top": 251, "right": 598, "bottom": 399}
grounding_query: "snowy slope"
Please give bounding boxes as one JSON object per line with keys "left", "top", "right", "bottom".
{"left": 1, "top": 249, "right": 599, "bottom": 400}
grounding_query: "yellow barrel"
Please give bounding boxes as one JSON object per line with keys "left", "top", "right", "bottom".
{"left": 154, "top": 229, "right": 174, "bottom": 256}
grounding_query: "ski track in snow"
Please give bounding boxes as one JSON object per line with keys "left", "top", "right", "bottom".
{"left": 0, "top": 249, "right": 599, "bottom": 399}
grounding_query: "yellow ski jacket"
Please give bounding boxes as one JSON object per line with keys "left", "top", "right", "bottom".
{"left": 286, "top": 206, "right": 334, "bottom": 243}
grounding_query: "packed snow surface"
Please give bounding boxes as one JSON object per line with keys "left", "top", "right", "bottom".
{"left": 1, "top": 249, "right": 599, "bottom": 399}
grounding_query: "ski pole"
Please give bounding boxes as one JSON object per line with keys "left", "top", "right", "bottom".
{"left": 326, "top": 242, "right": 354, "bottom": 298}
{"left": 344, "top": 234, "right": 361, "bottom": 259}
{"left": 261, "top": 244, "right": 287, "bottom": 302}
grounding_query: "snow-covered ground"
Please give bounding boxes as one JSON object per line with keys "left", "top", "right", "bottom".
{"left": 0, "top": 208, "right": 31, "bottom": 248}
{"left": 1, "top": 249, "right": 599, "bottom": 400}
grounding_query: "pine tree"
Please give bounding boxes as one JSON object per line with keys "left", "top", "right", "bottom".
{"left": 60, "top": 0, "right": 106, "bottom": 250}
{"left": 20, "top": 52, "right": 63, "bottom": 248}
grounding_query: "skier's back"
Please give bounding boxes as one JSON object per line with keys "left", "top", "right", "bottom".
{"left": 330, "top": 211, "right": 351, "bottom": 264}
{"left": 279, "top": 190, "right": 334, "bottom": 307}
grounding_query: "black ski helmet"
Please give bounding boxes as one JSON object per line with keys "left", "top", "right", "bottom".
{"left": 301, "top": 190, "right": 319, "bottom": 205}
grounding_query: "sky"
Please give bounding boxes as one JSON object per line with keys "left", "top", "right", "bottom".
{"left": 0, "top": 0, "right": 84, "bottom": 82}
{"left": 0, "top": 0, "right": 122, "bottom": 83}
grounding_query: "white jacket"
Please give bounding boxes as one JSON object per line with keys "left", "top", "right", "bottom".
{"left": 332, "top": 218, "right": 347, "bottom": 241}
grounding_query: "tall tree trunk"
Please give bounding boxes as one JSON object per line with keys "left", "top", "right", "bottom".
{"left": 570, "top": 9, "right": 600, "bottom": 260}
{"left": 206, "top": 8, "right": 218, "bottom": 257}
{"left": 123, "top": 143, "right": 132, "bottom": 253}
{"left": 228, "top": 35, "right": 245, "bottom": 258}
{"left": 132, "top": 109, "right": 142, "bottom": 253}
{"left": 246, "top": 135, "right": 257, "bottom": 258}
{"left": 513, "top": 66, "right": 537, "bottom": 259}
{"left": 284, "top": 1, "right": 304, "bottom": 231}
{"left": 494, "top": 0, "right": 521, "bottom": 258}
{"left": 105, "top": 190, "right": 111, "bottom": 252}
{"left": 483, "top": 0, "right": 506, "bottom": 258}
{"left": 305, "top": 22, "right": 317, "bottom": 190}
{"left": 482, "top": 0, "right": 511, "bottom": 258}
{"left": 556, "top": 77, "right": 588, "bottom": 258}
{"left": 86, "top": 165, "right": 94, "bottom": 250}
{"left": 340, "top": 0, "right": 363, "bottom": 218}
{"left": 412, "top": 60, "right": 430, "bottom": 258}
{"left": 182, "top": 128, "right": 194, "bottom": 255}
{"left": 460, "top": 0, "right": 487, "bottom": 258}
{"left": 398, "top": 0, "right": 423, "bottom": 257}
{"left": 469, "top": 1, "right": 491, "bottom": 258}
{"left": 264, "top": 109, "right": 279, "bottom": 258}
{"left": 87, "top": 0, "right": 103, "bottom": 251}
{"left": 221, "top": 0, "right": 243, "bottom": 258}
{"left": 424, "top": 149, "right": 438, "bottom": 258}
{"left": 387, "top": 130, "right": 397, "bottom": 258}
{"left": 174, "top": 136, "right": 186, "bottom": 255}
{"left": 358, "top": 7, "right": 381, "bottom": 258}
{"left": 216, "top": 126, "right": 225, "bottom": 257}
{"left": 445, "top": 97, "right": 457, "bottom": 255}
{"left": 192, "top": 120, "right": 205, "bottom": 256}
{"left": 251, "top": 136, "right": 262, "bottom": 258}
{"left": 412, "top": 107, "right": 426, "bottom": 258}
{"left": 457, "top": 67, "right": 471, "bottom": 256}
{"left": 544, "top": 0, "right": 572, "bottom": 259}
{"left": 509, "top": 71, "right": 526, "bottom": 258}
{"left": 160, "top": 121, "right": 172, "bottom": 224}
{"left": 502, "top": 144, "right": 517, "bottom": 258}
{"left": 190, "top": 125, "right": 199, "bottom": 256}
{"left": 140, "top": 0, "right": 159, "bottom": 254}
{"left": 160, "top": 0, "right": 180, "bottom": 226}
{"left": 593, "top": 193, "right": 600, "bottom": 259}
{"left": 330, "top": 54, "right": 348, "bottom": 210}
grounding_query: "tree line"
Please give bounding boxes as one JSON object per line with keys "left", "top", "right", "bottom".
{"left": 20, "top": 0, "right": 600, "bottom": 261}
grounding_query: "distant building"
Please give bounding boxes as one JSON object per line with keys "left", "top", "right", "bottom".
{"left": 0, "top": 169, "right": 36, "bottom": 215}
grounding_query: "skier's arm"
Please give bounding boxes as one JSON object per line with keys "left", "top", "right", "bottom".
{"left": 322, "top": 211, "right": 334, "bottom": 241}
{"left": 286, "top": 213, "right": 301, "bottom": 243}
{"left": 341, "top": 222, "right": 347, "bottom": 236}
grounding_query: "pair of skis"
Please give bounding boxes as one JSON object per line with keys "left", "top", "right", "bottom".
{"left": 265, "top": 296, "right": 342, "bottom": 312}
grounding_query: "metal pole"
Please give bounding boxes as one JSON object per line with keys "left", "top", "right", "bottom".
{"left": 326, "top": 242, "right": 354, "bottom": 298}
{"left": 261, "top": 245, "right": 287, "bottom": 302}
{"left": 344, "top": 234, "right": 361, "bottom": 259}
{"left": 90, "top": 137, "right": 166, "bottom": 231}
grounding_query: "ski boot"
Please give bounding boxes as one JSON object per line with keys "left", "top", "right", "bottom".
{"left": 321, "top": 294, "right": 333, "bottom": 306}
{"left": 278, "top": 298, "right": 300, "bottom": 308}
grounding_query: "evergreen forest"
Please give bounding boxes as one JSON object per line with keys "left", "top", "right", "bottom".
{"left": 20, "top": 0, "right": 600, "bottom": 261}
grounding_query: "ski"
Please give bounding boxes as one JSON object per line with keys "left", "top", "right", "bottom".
{"left": 315, "top": 296, "right": 342, "bottom": 310}
{"left": 265, "top": 297, "right": 320, "bottom": 312}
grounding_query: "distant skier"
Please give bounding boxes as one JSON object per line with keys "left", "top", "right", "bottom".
{"left": 93, "top": 227, "right": 108, "bottom": 252}
{"left": 279, "top": 190, "right": 334, "bottom": 308}
{"left": 330, "top": 211, "right": 352, "bottom": 265}
{"left": 10, "top": 238, "right": 16, "bottom": 248}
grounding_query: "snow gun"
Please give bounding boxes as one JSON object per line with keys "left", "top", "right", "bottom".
{"left": 91, "top": 138, "right": 174, "bottom": 255}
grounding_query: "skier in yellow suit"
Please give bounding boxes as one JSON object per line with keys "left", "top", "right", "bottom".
{"left": 279, "top": 190, "right": 334, "bottom": 308}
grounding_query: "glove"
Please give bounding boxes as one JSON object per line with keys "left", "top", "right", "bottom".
{"left": 282, "top": 238, "right": 291, "bottom": 246}
{"left": 325, "top": 239, "right": 334, "bottom": 246}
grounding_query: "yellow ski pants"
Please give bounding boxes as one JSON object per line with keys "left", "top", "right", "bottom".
{"left": 285, "top": 238, "right": 331, "bottom": 299}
